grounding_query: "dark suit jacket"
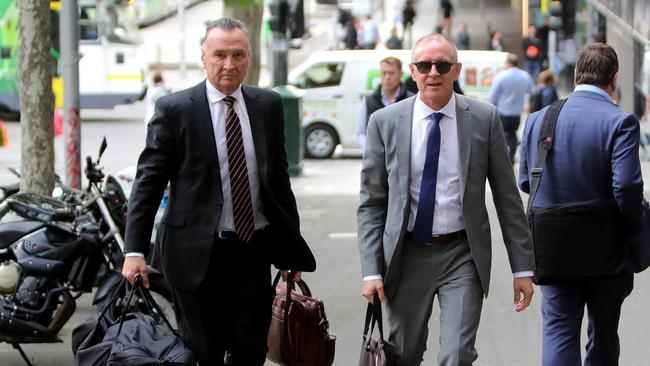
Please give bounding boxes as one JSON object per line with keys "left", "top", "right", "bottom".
{"left": 519, "top": 89, "right": 644, "bottom": 264}
{"left": 125, "top": 81, "right": 316, "bottom": 292}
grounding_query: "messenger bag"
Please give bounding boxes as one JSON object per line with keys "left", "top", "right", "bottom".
{"left": 526, "top": 99, "right": 628, "bottom": 285}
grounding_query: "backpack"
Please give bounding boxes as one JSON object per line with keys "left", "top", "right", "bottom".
{"left": 529, "top": 88, "right": 543, "bottom": 113}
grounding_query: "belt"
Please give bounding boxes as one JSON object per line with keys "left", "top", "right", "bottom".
{"left": 216, "top": 231, "right": 240, "bottom": 240}
{"left": 407, "top": 229, "right": 467, "bottom": 246}
{"left": 216, "top": 226, "right": 270, "bottom": 241}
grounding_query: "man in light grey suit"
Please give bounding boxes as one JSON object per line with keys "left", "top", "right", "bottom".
{"left": 358, "top": 34, "right": 535, "bottom": 365}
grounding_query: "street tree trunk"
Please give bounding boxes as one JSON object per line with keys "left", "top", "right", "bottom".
{"left": 224, "top": 0, "right": 264, "bottom": 86}
{"left": 18, "top": 0, "right": 55, "bottom": 195}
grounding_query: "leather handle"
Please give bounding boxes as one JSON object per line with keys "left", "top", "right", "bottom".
{"left": 363, "top": 292, "right": 384, "bottom": 342}
{"left": 272, "top": 271, "right": 311, "bottom": 297}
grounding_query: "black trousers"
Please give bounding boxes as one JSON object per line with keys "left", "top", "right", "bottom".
{"left": 500, "top": 114, "right": 521, "bottom": 164}
{"left": 171, "top": 231, "right": 274, "bottom": 365}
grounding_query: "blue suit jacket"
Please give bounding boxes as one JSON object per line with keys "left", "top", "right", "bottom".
{"left": 519, "top": 89, "right": 644, "bottom": 235}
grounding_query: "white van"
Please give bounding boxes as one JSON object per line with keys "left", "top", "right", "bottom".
{"left": 288, "top": 49, "right": 508, "bottom": 158}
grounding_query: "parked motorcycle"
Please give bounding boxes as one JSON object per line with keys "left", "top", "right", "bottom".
{"left": 0, "top": 138, "right": 175, "bottom": 366}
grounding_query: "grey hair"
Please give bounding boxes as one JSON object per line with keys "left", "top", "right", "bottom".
{"left": 411, "top": 33, "right": 458, "bottom": 63}
{"left": 201, "top": 18, "right": 250, "bottom": 49}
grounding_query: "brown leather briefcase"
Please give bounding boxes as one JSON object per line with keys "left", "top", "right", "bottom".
{"left": 267, "top": 272, "right": 336, "bottom": 366}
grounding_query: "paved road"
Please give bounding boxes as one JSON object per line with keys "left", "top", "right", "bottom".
{"left": 3, "top": 113, "right": 650, "bottom": 365}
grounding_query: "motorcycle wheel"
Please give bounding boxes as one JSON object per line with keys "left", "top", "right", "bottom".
{"left": 147, "top": 277, "right": 177, "bottom": 329}
{"left": 99, "top": 276, "right": 177, "bottom": 330}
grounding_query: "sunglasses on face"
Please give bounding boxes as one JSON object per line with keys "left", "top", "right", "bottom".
{"left": 412, "top": 60, "right": 456, "bottom": 75}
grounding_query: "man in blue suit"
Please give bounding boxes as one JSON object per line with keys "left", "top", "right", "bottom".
{"left": 519, "top": 43, "right": 644, "bottom": 366}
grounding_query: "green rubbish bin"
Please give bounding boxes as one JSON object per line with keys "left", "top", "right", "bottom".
{"left": 273, "top": 85, "right": 305, "bottom": 177}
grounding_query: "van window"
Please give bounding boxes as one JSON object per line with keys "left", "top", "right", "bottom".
{"left": 296, "top": 62, "right": 345, "bottom": 89}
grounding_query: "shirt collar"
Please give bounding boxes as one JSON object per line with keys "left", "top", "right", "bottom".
{"left": 574, "top": 84, "right": 614, "bottom": 104}
{"left": 413, "top": 93, "right": 456, "bottom": 122}
{"left": 205, "top": 79, "right": 244, "bottom": 105}
{"left": 380, "top": 85, "right": 403, "bottom": 101}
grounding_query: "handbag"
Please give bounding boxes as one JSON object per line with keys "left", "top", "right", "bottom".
{"left": 359, "top": 293, "right": 390, "bottom": 366}
{"left": 526, "top": 99, "right": 628, "bottom": 285}
{"left": 71, "top": 276, "right": 196, "bottom": 366}
{"left": 267, "top": 272, "right": 336, "bottom": 366}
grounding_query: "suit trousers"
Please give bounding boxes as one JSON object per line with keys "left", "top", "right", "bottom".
{"left": 541, "top": 272, "right": 633, "bottom": 366}
{"left": 499, "top": 115, "right": 521, "bottom": 164}
{"left": 385, "top": 237, "right": 483, "bottom": 365}
{"left": 171, "top": 232, "right": 274, "bottom": 366}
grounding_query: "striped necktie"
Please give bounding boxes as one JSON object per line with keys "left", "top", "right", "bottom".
{"left": 223, "top": 96, "right": 255, "bottom": 243}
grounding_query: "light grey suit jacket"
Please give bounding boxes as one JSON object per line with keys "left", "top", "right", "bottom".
{"left": 357, "top": 94, "right": 533, "bottom": 299}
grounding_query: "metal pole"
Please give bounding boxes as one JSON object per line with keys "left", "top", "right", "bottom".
{"left": 548, "top": 30, "right": 557, "bottom": 73}
{"left": 271, "top": 0, "right": 288, "bottom": 86}
{"left": 61, "top": 0, "right": 81, "bottom": 189}
{"left": 178, "top": 0, "right": 186, "bottom": 78}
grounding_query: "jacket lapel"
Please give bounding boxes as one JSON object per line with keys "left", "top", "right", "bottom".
{"left": 455, "top": 94, "right": 472, "bottom": 203}
{"left": 396, "top": 98, "right": 415, "bottom": 200}
{"left": 242, "top": 85, "right": 269, "bottom": 187}
{"left": 190, "top": 81, "right": 221, "bottom": 184}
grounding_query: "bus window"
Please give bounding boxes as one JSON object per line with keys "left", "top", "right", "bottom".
{"left": 80, "top": 5, "right": 98, "bottom": 41}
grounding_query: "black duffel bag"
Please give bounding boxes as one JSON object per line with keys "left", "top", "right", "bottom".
{"left": 72, "top": 276, "right": 196, "bottom": 366}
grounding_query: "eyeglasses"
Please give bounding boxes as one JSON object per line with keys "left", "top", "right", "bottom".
{"left": 412, "top": 60, "right": 456, "bottom": 75}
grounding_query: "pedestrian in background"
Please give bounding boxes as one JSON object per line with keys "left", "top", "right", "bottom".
{"left": 360, "top": 15, "right": 379, "bottom": 49}
{"left": 343, "top": 17, "right": 359, "bottom": 50}
{"left": 489, "top": 53, "right": 535, "bottom": 163}
{"left": 529, "top": 69, "right": 559, "bottom": 114}
{"left": 439, "top": 0, "right": 454, "bottom": 35}
{"left": 358, "top": 33, "right": 534, "bottom": 365}
{"left": 487, "top": 30, "right": 504, "bottom": 51}
{"left": 519, "top": 42, "right": 643, "bottom": 366}
{"left": 456, "top": 22, "right": 470, "bottom": 50}
{"left": 385, "top": 26, "right": 403, "bottom": 49}
{"left": 122, "top": 18, "right": 315, "bottom": 365}
{"left": 634, "top": 83, "right": 650, "bottom": 159}
{"left": 357, "top": 56, "right": 413, "bottom": 149}
{"left": 402, "top": 0, "right": 416, "bottom": 47}
{"left": 522, "top": 24, "right": 543, "bottom": 80}
{"left": 144, "top": 70, "right": 170, "bottom": 128}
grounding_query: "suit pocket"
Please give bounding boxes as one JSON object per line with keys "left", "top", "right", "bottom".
{"left": 163, "top": 212, "right": 186, "bottom": 227}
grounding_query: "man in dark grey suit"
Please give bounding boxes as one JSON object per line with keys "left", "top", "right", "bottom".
{"left": 358, "top": 33, "right": 534, "bottom": 365}
{"left": 122, "top": 18, "right": 315, "bottom": 365}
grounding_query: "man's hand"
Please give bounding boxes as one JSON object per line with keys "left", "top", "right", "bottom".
{"left": 280, "top": 270, "right": 302, "bottom": 283}
{"left": 513, "top": 277, "right": 534, "bottom": 312}
{"left": 122, "top": 256, "right": 149, "bottom": 288}
{"left": 362, "top": 279, "right": 386, "bottom": 303}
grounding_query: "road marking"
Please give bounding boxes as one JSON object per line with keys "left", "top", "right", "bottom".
{"left": 328, "top": 232, "right": 357, "bottom": 239}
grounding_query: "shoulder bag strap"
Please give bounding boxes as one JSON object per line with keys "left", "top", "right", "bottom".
{"left": 527, "top": 98, "right": 568, "bottom": 214}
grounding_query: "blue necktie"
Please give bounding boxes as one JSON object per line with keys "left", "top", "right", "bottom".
{"left": 413, "top": 112, "right": 444, "bottom": 246}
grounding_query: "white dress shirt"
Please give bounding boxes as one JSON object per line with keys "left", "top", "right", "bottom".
{"left": 205, "top": 80, "right": 269, "bottom": 232}
{"left": 407, "top": 94, "right": 464, "bottom": 234}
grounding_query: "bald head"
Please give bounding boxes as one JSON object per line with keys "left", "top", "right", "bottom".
{"left": 412, "top": 33, "right": 458, "bottom": 63}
